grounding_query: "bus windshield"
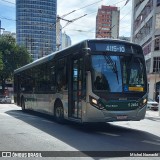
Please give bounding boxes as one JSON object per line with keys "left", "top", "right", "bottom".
{"left": 92, "top": 55, "right": 146, "bottom": 93}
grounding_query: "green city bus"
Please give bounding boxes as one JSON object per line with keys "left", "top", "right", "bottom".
{"left": 14, "top": 39, "right": 148, "bottom": 123}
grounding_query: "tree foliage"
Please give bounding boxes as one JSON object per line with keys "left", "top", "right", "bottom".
{"left": 0, "top": 51, "right": 3, "bottom": 72}
{"left": 0, "top": 35, "right": 32, "bottom": 94}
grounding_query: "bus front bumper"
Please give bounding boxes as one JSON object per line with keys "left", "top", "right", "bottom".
{"left": 82, "top": 103, "right": 147, "bottom": 123}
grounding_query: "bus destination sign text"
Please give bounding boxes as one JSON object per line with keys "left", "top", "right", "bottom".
{"left": 106, "top": 44, "right": 125, "bottom": 52}
{"left": 95, "top": 43, "right": 126, "bottom": 53}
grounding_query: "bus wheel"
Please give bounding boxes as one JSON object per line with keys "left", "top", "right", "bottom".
{"left": 54, "top": 101, "right": 64, "bottom": 123}
{"left": 21, "top": 98, "right": 25, "bottom": 111}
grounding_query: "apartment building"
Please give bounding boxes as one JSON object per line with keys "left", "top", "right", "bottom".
{"left": 132, "top": 0, "right": 160, "bottom": 101}
{"left": 96, "top": 5, "right": 120, "bottom": 39}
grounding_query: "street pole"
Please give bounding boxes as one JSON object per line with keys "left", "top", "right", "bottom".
{"left": 158, "top": 69, "right": 160, "bottom": 116}
{"left": 159, "top": 87, "right": 160, "bottom": 116}
{"left": 154, "top": 72, "right": 157, "bottom": 101}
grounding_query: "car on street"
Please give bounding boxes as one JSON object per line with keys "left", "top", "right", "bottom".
{"left": 0, "top": 95, "right": 12, "bottom": 104}
{"left": 147, "top": 98, "right": 159, "bottom": 111}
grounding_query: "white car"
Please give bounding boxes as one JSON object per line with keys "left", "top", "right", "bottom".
{"left": 147, "top": 98, "right": 159, "bottom": 111}
{"left": 0, "top": 96, "right": 12, "bottom": 104}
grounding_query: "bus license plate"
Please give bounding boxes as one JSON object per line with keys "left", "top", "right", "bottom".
{"left": 117, "top": 115, "right": 128, "bottom": 120}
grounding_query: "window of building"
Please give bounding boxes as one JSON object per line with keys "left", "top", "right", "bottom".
{"left": 153, "top": 57, "right": 160, "bottom": 73}
{"left": 154, "top": 36, "right": 160, "bottom": 51}
{"left": 155, "top": 13, "right": 160, "bottom": 29}
{"left": 157, "top": 0, "right": 160, "bottom": 6}
{"left": 143, "top": 43, "right": 151, "bottom": 55}
{"left": 101, "top": 28, "right": 110, "bottom": 30}
{"left": 146, "top": 59, "right": 151, "bottom": 73}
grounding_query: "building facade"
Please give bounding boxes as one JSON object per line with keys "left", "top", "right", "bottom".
{"left": 131, "top": 0, "right": 160, "bottom": 101}
{"left": 56, "top": 19, "right": 62, "bottom": 51}
{"left": 96, "top": 5, "right": 120, "bottom": 39}
{"left": 16, "top": 0, "right": 57, "bottom": 61}
{"left": 61, "top": 32, "right": 72, "bottom": 49}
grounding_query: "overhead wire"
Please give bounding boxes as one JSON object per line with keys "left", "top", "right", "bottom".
{"left": 74, "top": 0, "right": 103, "bottom": 12}
{"left": 58, "top": 0, "right": 103, "bottom": 28}
{"left": 0, "top": 0, "right": 15, "bottom": 5}
{"left": 0, "top": 0, "right": 103, "bottom": 26}
{"left": 0, "top": 0, "right": 132, "bottom": 39}
{"left": 71, "top": 1, "right": 130, "bottom": 35}
{"left": 0, "top": 0, "right": 129, "bottom": 24}
{"left": 0, "top": 15, "right": 15, "bottom": 21}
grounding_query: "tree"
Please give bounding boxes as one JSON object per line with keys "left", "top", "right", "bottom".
{"left": 0, "top": 35, "right": 32, "bottom": 94}
{"left": 0, "top": 52, "right": 3, "bottom": 72}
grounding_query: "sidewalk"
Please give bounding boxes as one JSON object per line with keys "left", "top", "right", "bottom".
{"left": 145, "top": 110, "right": 160, "bottom": 117}
{"left": 145, "top": 110, "right": 160, "bottom": 122}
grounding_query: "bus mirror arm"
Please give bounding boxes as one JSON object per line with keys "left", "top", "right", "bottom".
{"left": 21, "top": 87, "right": 25, "bottom": 91}
{"left": 84, "top": 54, "right": 91, "bottom": 71}
{"left": 82, "top": 48, "right": 91, "bottom": 55}
{"left": 81, "top": 93, "right": 86, "bottom": 101}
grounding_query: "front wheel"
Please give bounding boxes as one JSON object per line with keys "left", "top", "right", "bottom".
{"left": 54, "top": 101, "right": 64, "bottom": 123}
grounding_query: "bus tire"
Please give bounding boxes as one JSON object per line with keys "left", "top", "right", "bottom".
{"left": 21, "top": 97, "right": 25, "bottom": 111}
{"left": 54, "top": 101, "right": 64, "bottom": 123}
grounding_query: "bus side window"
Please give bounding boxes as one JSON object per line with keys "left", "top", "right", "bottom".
{"left": 56, "top": 70, "right": 67, "bottom": 91}
{"left": 51, "top": 65, "right": 56, "bottom": 91}
{"left": 56, "top": 58, "right": 67, "bottom": 92}
{"left": 20, "top": 73, "right": 25, "bottom": 91}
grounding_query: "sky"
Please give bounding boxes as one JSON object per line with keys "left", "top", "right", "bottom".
{"left": 0, "top": 0, "right": 132, "bottom": 45}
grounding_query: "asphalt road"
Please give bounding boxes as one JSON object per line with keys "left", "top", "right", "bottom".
{"left": 0, "top": 104, "right": 160, "bottom": 160}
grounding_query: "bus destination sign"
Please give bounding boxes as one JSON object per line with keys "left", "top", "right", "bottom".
{"left": 95, "top": 43, "right": 126, "bottom": 53}
{"left": 106, "top": 44, "right": 125, "bottom": 52}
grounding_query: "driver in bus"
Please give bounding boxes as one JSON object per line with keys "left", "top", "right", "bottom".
{"left": 94, "top": 76, "right": 103, "bottom": 90}
{"left": 94, "top": 75, "right": 110, "bottom": 91}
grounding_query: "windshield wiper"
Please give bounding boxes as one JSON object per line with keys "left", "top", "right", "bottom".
{"left": 103, "top": 55, "right": 119, "bottom": 84}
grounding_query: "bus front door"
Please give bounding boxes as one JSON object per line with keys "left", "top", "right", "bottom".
{"left": 16, "top": 75, "right": 21, "bottom": 106}
{"left": 69, "top": 57, "right": 83, "bottom": 119}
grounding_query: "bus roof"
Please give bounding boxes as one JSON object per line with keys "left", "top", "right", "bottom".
{"left": 14, "top": 38, "right": 140, "bottom": 74}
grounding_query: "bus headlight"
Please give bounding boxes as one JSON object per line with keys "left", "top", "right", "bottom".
{"left": 89, "top": 96, "right": 104, "bottom": 110}
{"left": 143, "top": 98, "right": 147, "bottom": 105}
{"left": 91, "top": 98, "right": 98, "bottom": 105}
{"left": 139, "top": 98, "right": 147, "bottom": 108}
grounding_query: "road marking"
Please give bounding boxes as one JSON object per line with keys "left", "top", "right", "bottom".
{"left": 143, "top": 140, "right": 160, "bottom": 146}
{"left": 99, "top": 132, "right": 120, "bottom": 137}
{"left": 41, "top": 119, "right": 54, "bottom": 123}
{"left": 26, "top": 116, "right": 39, "bottom": 119}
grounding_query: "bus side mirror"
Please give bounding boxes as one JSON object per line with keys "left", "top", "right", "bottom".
{"left": 21, "top": 87, "right": 25, "bottom": 91}
{"left": 82, "top": 48, "right": 91, "bottom": 71}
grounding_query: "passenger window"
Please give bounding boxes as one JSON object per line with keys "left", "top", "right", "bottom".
{"left": 56, "top": 58, "right": 68, "bottom": 91}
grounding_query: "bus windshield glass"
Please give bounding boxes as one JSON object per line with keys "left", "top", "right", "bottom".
{"left": 92, "top": 55, "right": 146, "bottom": 93}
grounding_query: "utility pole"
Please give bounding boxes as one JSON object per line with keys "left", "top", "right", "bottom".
{"left": 56, "top": 14, "right": 87, "bottom": 50}
{"left": 59, "top": 14, "right": 87, "bottom": 29}
{"left": 159, "top": 86, "right": 160, "bottom": 116}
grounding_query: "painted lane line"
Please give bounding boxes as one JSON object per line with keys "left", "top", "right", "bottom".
{"left": 41, "top": 119, "right": 55, "bottom": 123}
{"left": 143, "top": 140, "right": 160, "bottom": 146}
{"left": 99, "top": 132, "right": 120, "bottom": 137}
